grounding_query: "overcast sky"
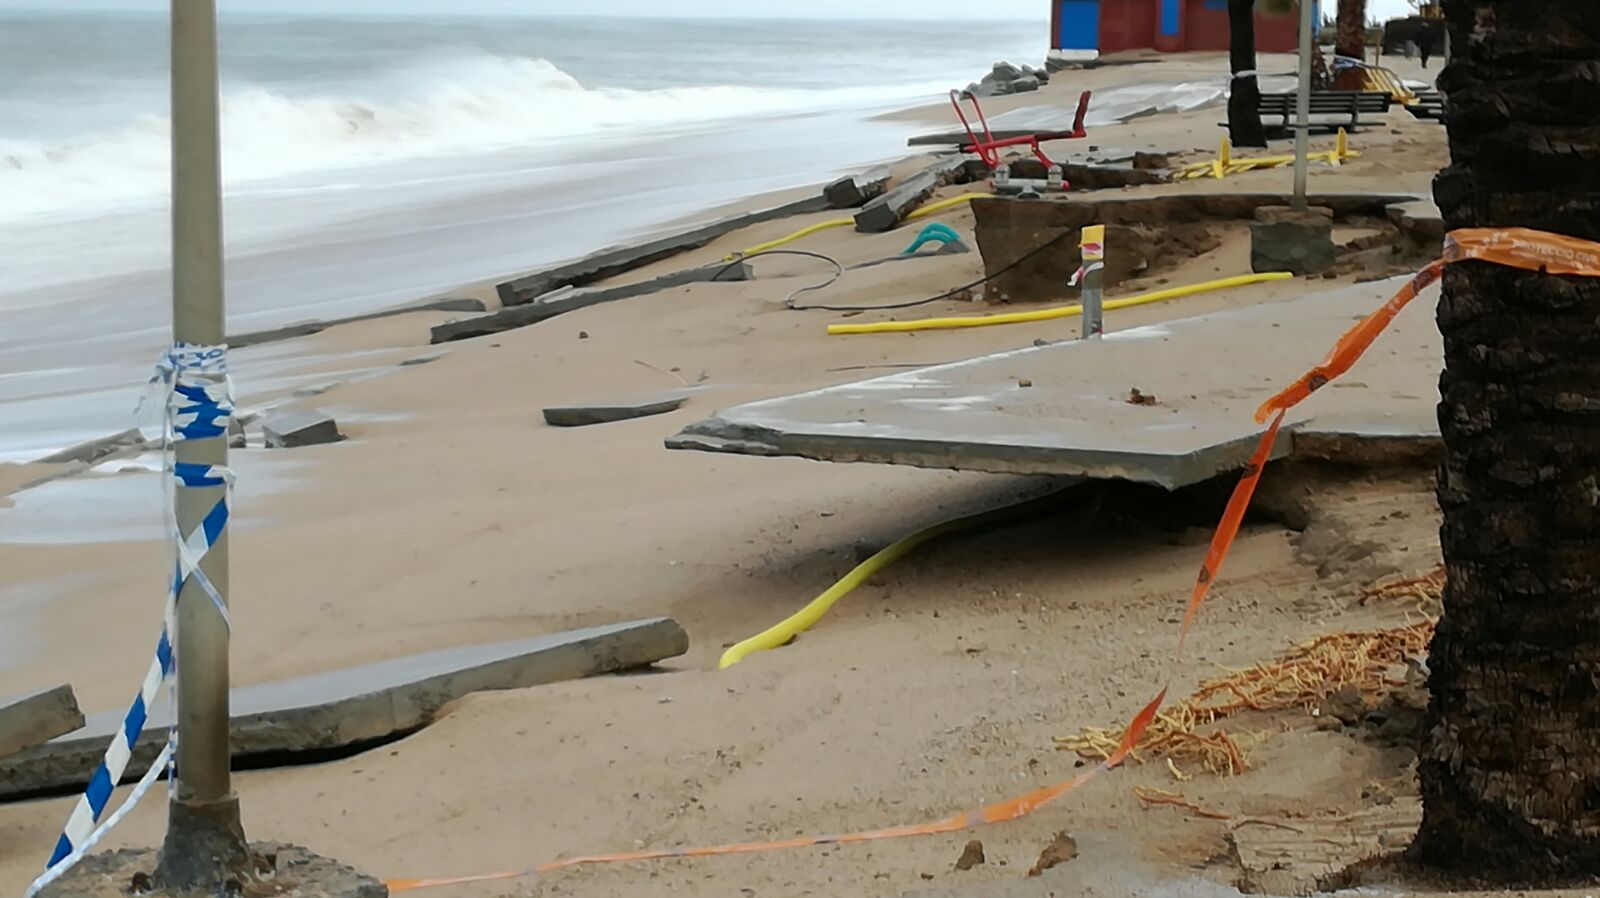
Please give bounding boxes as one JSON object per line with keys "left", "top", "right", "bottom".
{"left": 4, "top": 0, "right": 1414, "bottom": 19}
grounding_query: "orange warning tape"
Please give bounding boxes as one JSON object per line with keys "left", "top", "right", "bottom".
{"left": 1258, "top": 228, "right": 1600, "bottom": 422}
{"left": 385, "top": 227, "right": 1600, "bottom": 893}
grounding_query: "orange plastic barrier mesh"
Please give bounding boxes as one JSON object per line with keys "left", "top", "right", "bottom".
{"left": 385, "top": 227, "right": 1600, "bottom": 894}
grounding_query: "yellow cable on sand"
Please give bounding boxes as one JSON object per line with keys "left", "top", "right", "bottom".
{"left": 826, "top": 272, "right": 1293, "bottom": 336}
{"left": 906, "top": 192, "right": 993, "bottom": 221}
{"left": 719, "top": 492, "right": 1061, "bottom": 669}
{"left": 729, "top": 217, "right": 852, "bottom": 260}
{"left": 725, "top": 193, "right": 994, "bottom": 260}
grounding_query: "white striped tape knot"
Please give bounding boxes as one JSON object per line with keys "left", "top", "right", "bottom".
{"left": 38, "top": 343, "right": 235, "bottom": 886}
{"left": 1070, "top": 260, "right": 1106, "bottom": 287}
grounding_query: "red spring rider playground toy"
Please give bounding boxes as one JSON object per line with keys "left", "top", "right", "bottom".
{"left": 949, "top": 88, "right": 1093, "bottom": 195}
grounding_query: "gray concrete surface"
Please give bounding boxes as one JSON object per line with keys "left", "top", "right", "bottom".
{"left": 668, "top": 279, "right": 1440, "bottom": 489}
{"left": 544, "top": 391, "right": 691, "bottom": 427}
{"left": 37, "top": 844, "right": 384, "bottom": 898}
{"left": 434, "top": 261, "right": 752, "bottom": 344}
{"left": 497, "top": 195, "right": 828, "bottom": 306}
{"left": 0, "top": 685, "right": 84, "bottom": 760}
{"left": 228, "top": 297, "right": 487, "bottom": 349}
{"left": 0, "top": 618, "right": 688, "bottom": 799}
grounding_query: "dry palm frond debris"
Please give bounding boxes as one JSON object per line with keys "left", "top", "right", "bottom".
{"left": 1132, "top": 786, "right": 1231, "bottom": 820}
{"left": 1056, "top": 570, "right": 1444, "bottom": 775}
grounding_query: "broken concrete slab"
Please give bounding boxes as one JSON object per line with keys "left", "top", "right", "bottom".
{"left": 908, "top": 105, "right": 1104, "bottom": 147}
{"left": 544, "top": 390, "right": 691, "bottom": 427}
{"left": 1386, "top": 198, "right": 1445, "bottom": 257}
{"left": 668, "top": 278, "right": 1440, "bottom": 489}
{"left": 228, "top": 297, "right": 487, "bottom": 349}
{"left": 33, "top": 429, "right": 147, "bottom": 466}
{"left": 497, "top": 195, "right": 828, "bottom": 306}
{"left": 0, "top": 685, "right": 84, "bottom": 760}
{"left": 824, "top": 166, "right": 892, "bottom": 209}
{"left": 263, "top": 409, "right": 344, "bottom": 449}
{"left": 434, "top": 261, "right": 752, "bottom": 344}
{"left": 855, "top": 155, "right": 984, "bottom": 234}
{"left": 0, "top": 618, "right": 688, "bottom": 799}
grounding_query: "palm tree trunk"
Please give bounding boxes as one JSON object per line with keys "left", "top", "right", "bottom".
{"left": 1226, "top": 0, "right": 1267, "bottom": 148}
{"left": 1413, "top": 0, "right": 1600, "bottom": 879}
{"left": 1335, "top": 0, "right": 1366, "bottom": 59}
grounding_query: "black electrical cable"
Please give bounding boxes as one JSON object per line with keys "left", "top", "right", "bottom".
{"left": 713, "top": 230, "right": 1078, "bottom": 314}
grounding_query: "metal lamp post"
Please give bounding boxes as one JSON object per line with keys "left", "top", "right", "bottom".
{"left": 155, "top": 0, "right": 251, "bottom": 889}
{"left": 1291, "top": 0, "right": 1315, "bottom": 208}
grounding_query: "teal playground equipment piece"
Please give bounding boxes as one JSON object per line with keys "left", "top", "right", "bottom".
{"left": 902, "top": 222, "right": 969, "bottom": 256}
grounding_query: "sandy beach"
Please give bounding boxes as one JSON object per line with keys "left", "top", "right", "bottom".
{"left": 8, "top": 36, "right": 1558, "bottom": 898}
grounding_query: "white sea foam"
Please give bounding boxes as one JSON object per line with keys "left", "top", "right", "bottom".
{"left": 0, "top": 54, "right": 945, "bottom": 221}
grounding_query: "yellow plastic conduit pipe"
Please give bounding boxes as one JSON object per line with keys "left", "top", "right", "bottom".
{"left": 826, "top": 271, "right": 1294, "bottom": 336}
{"left": 718, "top": 491, "right": 1064, "bottom": 669}
{"left": 725, "top": 193, "right": 995, "bottom": 260}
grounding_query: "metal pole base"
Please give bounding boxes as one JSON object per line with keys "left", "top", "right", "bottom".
{"left": 154, "top": 796, "right": 251, "bottom": 894}
{"left": 38, "top": 842, "right": 385, "bottom": 898}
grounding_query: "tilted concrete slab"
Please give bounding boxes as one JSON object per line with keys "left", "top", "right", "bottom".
{"left": 544, "top": 390, "right": 692, "bottom": 427}
{"left": 668, "top": 279, "right": 1440, "bottom": 489}
{"left": 0, "top": 685, "right": 84, "bottom": 760}
{"left": 496, "top": 195, "right": 828, "bottom": 306}
{"left": 0, "top": 618, "right": 687, "bottom": 799}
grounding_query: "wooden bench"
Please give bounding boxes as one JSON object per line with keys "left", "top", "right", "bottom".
{"left": 1254, "top": 91, "right": 1393, "bottom": 134}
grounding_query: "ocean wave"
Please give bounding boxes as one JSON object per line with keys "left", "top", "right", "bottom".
{"left": 0, "top": 54, "right": 939, "bottom": 221}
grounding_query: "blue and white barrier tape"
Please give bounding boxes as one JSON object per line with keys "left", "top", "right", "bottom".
{"left": 37, "top": 343, "right": 234, "bottom": 886}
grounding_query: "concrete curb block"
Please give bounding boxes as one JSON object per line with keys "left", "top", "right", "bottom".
{"left": 0, "top": 618, "right": 688, "bottom": 799}
{"left": 0, "top": 685, "right": 85, "bottom": 761}
{"left": 496, "top": 195, "right": 829, "bottom": 306}
{"left": 33, "top": 429, "right": 148, "bottom": 467}
{"left": 854, "top": 155, "right": 985, "bottom": 234}
{"left": 228, "top": 298, "right": 486, "bottom": 349}
{"left": 434, "top": 261, "right": 751, "bottom": 344}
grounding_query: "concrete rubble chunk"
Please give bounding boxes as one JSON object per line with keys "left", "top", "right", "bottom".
{"left": 1386, "top": 198, "right": 1445, "bottom": 256}
{"left": 433, "top": 261, "right": 752, "bottom": 344}
{"left": 667, "top": 279, "right": 1441, "bottom": 488}
{"left": 263, "top": 409, "right": 344, "bottom": 449}
{"left": 544, "top": 390, "right": 691, "bottom": 427}
{"left": 0, "top": 618, "right": 689, "bottom": 799}
{"left": 854, "top": 155, "right": 983, "bottom": 234}
{"left": 824, "top": 166, "right": 892, "bottom": 209}
{"left": 1010, "top": 74, "right": 1041, "bottom": 93}
{"left": 0, "top": 685, "right": 84, "bottom": 760}
{"left": 33, "top": 429, "right": 147, "bottom": 466}
{"left": 228, "top": 297, "right": 486, "bottom": 349}
{"left": 496, "top": 195, "right": 827, "bottom": 306}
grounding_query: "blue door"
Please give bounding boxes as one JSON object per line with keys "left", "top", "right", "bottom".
{"left": 1056, "top": 0, "right": 1100, "bottom": 52}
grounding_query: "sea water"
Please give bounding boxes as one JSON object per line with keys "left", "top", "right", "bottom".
{"left": 0, "top": 10, "right": 1045, "bottom": 458}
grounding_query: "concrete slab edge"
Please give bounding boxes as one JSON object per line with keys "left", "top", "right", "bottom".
{"left": 666, "top": 416, "right": 1290, "bottom": 491}
{"left": 228, "top": 297, "right": 487, "bottom": 349}
{"left": 496, "top": 194, "right": 830, "bottom": 306}
{"left": 0, "top": 618, "right": 687, "bottom": 800}
{"left": 433, "top": 261, "right": 749, "bottom": 344}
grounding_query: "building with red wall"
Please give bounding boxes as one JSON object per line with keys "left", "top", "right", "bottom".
{"left": 1051, "top": 0, "right": 1311, "bottom": 60}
